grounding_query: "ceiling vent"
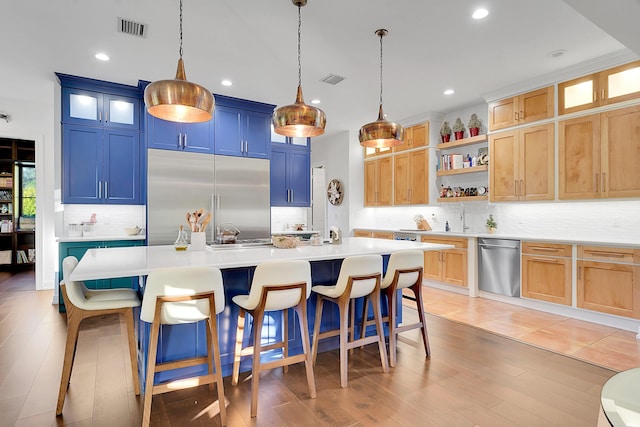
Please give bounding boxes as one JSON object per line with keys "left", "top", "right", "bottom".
{"left": 117, "top": 17, "right": 147, "bottom": 38}
{"left": 320, "top": 74, "right": 346, "bottom": 85}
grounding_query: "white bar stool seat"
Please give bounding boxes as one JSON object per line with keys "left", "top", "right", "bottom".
{"left": 231, "top": 259, "right": 316, "bottom": 418}
{"left": 311, "top": 254, "right": 389, "bottom": 388}
{"left": 56, "top": 256, "right": 140, "bottom": 416}
{"left": 140, "top": 266, "right": 227, "bottom": 427}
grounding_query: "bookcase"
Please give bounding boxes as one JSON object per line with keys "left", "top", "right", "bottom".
{"left": 0, "top": 138, "right": 35, "bottom": 269}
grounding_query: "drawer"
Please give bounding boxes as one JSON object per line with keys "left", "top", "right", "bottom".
{"left": 372, "top": 231, "right": 394, "bottom": 240}
{"left": 421, "top": 235, "right": 467, "bottom": 249}
{"left": 522, "top": 242, "right": 572, "bottom": 257}
{"left": 578, "top": 245, "right": 640, "bottom": 264}
{"left": 354, "top": 230, "right": 373, "bottom": 238}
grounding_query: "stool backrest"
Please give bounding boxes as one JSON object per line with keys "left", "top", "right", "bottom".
{"left": 141, "top": 266, "right": 225, "bottom": 324}
{"left": 247, "top": 260, "right": 312, "bottom": 311}
{"left": 62, "top": 256, "right": 91, "bottom": 310}
{"left": 336, "top": 254, "right": 382, "bottom": 298}
{"left": 381, "top": 250, "right": 424, "bottom": 289}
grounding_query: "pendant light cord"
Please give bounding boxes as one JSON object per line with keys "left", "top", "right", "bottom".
{"left": 179, "top": 0, "right": 184, "bottom": 59}
{"left": 379, "top": 32, "right": 384, "bottom": 106}
{"left": 297, "top": 4, "right": 302, "bottom": 87}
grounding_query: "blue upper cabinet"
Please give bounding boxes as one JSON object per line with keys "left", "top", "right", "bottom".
{"left": 270, "top": 143, "right": 310, "bottom": 207}
{"left": 214, "top": 95, "right": 275, "bottom": 159}
{"left": 57, "top": 73, "right": 145, "bottom": 205}
{"left": 146, "top": 113, "right": 214, "bottom": 153}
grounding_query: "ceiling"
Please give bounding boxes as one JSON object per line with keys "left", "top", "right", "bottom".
{"left": 2, "top": 0, "right": 639, "bottom": 138}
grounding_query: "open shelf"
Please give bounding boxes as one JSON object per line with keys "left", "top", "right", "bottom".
{"left": 436, "top": 134, "right": 487, "bottom": 150}
{"left": 436, "top": 165, "right": 488, "bottom": 176}
{"left": 438, "top": 195, "right": 488, "bottom": 203}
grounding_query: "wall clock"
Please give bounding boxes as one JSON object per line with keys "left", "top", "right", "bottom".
{"left": 327, "top": 179, "right": 344, "bottom": 206}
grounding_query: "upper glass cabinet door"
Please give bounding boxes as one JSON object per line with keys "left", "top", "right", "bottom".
{"left": 603, "top": 61, "right": 640, "bottom": 105}
{"left": 63, "top": 87, "right": 140, "bottom": 130}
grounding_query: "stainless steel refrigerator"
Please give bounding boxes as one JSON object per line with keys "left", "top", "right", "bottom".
{"left": 147, "top": 148, "right": 271, "bottom": 245}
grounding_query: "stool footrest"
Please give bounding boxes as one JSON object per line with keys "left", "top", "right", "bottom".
{"left": 155, "top": 356, "right": 209, "bottom": 373}
{"left": 260, "top": 354, "right": 308, "bottom": 372}
{"left": 153, "top": 374, "right": 217, "bottom": 395}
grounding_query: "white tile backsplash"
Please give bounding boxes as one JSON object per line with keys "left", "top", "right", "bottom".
{"left": 61, "top": 204, "right": 146, "bottom": 237}
{"left": 271, "top": 207, "right": 310, "bottom": 232}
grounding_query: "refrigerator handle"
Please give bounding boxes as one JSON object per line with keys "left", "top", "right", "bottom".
{"left": 212, "top": 194, "right": 221, "bottom": 239}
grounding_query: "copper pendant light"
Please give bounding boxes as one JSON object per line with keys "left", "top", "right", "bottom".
{"left": 359, "top": 29, "right": 404, "bottom": 148}
{"left": 272, "top": 0, "right": 326, "bottom": 138}
{"left": 144, "top": 0, "right": 214, "bottom": 123}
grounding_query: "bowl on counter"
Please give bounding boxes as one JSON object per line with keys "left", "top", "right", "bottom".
{"left": 124, "top": 226, "right": 142, "bottom": 236}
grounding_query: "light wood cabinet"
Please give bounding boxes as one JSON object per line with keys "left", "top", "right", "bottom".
{"left": 577, "top": 245, "right": 640, "bottom": 319}
{"left": 488, "top": 86, "right": 554, "bottom": 131}
{"left": 394, "top": 122, "right": 428, "bottom": 152}
{"left": 372, "top": 231, "right": 394, "bottom": 240}
{"left": 489, "top": 123, "right": 554, "bottom": 202}
{"left": 421, "top": 236, "right": 467, "bottom": 287}
{"left": 363, "top": 145, "right": 392, "bottom": 158}
{"left": 353, "top": 230, "right": 372, "bottom": 238}
{"left": 394, "top": 148, "right": 428, "bottom": 205}
{"left": 559, "top": 104, "right": 640, "bottom": 200}
{"left": 521, "top": 242, "right": 572, "bottom": 306}
{"left": 364, "top": 156, "right": 393, "bottom": 206}
{"left": 559, "top": 60, "right": 640, "bottom": 115}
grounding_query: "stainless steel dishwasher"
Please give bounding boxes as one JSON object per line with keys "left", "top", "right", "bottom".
{"left": 478, "top": 238, "right": 521, "bottom": 297}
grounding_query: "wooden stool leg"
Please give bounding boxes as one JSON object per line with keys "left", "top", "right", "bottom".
{"left": 295, "top": 302, "right": 316, "bottom": 399}
{"left": 338, "top": 299, "right": 350, "bottom": 388}
{"left": 387, "top": 287, "right": 398, "bottom": 367}
{"left": 142, "top": 317, "right": 161, "bottom": 427}
{"left": 311, "top": 295, "right": 324, "bottom": 365}
{"left": 124, "top": 308, "right": 140, "bottom": 395}
{"left": 283, "top": 309, "right": 289, "bottom": 374}
{"left": 56, "top": 313, "right": 81, "bottom": 415}
{"left": 250, "top": 311, "right": 264, "bottom": 418}
{"left": 205, "top": 316, "right": 214, "bottom": 392}
{"left": 411, "top": 281, "right": 431, "bottom": 357}
{"left": 209, "top": 314, "right": 227, "bottom": 425}
{"left": 371, "top": 288, "right": 389, "bottom": 373}
{"left": 232, "top": 309, "right": 246, "bottom": 386}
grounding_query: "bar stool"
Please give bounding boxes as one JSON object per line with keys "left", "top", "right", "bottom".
{"left": 311, "top": 254, "right": 389, "bottom": 388}
{"left": 140, "top": 266, "right": 227, "bottom": 427}
{"left": 231, "top": 259, "right": 316, "bottom": 418}
{"left": 361, "top": 249, "right": 429, "bottom": 367}
{"left": 56, "top": 256, "right": 140, "bottom": 416}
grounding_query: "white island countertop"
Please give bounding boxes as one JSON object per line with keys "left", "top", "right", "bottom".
{"left": 70, "top": 237, "right": 452, "bottom": 282}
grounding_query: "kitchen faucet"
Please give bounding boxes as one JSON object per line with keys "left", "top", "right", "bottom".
{"left": 460, "top": 203, "right": 469, "bottom": 232}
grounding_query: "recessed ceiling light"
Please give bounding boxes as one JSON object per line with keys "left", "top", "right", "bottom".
{"left": 444, "top": 89, "right": 455, "bottom": 95}
{"left": 547, "top": 49, "right": 567, "bottom": 58}
{"left": 221, "top": 79, "right": 232, "bottom": 86}
{"left": 311, "top": 99, "right": 321, "bottom": 105}
{"left": 472, "top": 8, "right": 489, "bottom": 19}
{"left": 95, "top": 53, "right": 110, "bottom": 61}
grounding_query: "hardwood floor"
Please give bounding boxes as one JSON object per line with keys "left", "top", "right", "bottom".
{"left": 0, "top": 270, "right": 621, "bottom": 426}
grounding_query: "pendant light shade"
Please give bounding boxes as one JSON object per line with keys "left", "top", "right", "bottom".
{"left": 144, "top": 0, "right": 214, "bottom": 123}
{"left": 359, "top": 29, "right": 404, "bottom": 148}
{"left": 272, "top": 0, "right": 326, "bottom": 138}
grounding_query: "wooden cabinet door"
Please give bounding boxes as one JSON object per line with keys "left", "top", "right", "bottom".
{"left": 519, "top": 86, "right": 554, "bottom": 125}
{"left": 394, "top": 126, "right": 412, "bottom": 152}
{"left": 558, "top": 114, "right": 601, "bottom": 200}
{"left": 488, "top": 97, "right": 517, "bottom": 131}
{"left": 489, "top": 130, "right": 519, "bottom": 201}
{"left": 522, "top": 255, "right": 572, "bottom": 305}
{"left": 409, "top": 149, "right": 428, "bottom": 204}
{"left": 393, "top": 152, "right": 410, "bottom": 205}
{"left": 377, "top": 157, "right": 393, "bottom": 206}
{"left": 601, "top": 105, "right": 640, "bottom": 198}
{"left": 519, "top": 123, "right": 554, "bottom": 201}
{"left": 422, "top": 250, "right": 442, "bottom": 281}
{"left": 559, "top": 73, "right": 599, "bottom": 115}
{"left": 577, "top": 260, "right": 639, "bottom": 319}
{"left": 442, "top": 249, "right": 467, "bottom": 287}
{"left": 411, "top": 122, "right": 428, "bottom": 149}
{"left": 601, "top": 60, "right": 640, "bottom": 106}
{"left": 364, "top": 160, "right": 378, "bottom": 206}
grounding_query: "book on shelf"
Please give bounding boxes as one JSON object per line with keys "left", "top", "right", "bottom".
{"left": 0, "top": 177, "right": 12, "bottom": 188}
{"left": 28, "top": 248, "right": 35, "bottom": 263}
{"left": 0, "top": 220, "right": 12, "bottom": 233}
{"left": 0, "top": 250, "right": 11, "bottom": 265}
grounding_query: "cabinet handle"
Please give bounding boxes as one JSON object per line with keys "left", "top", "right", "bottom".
{"left": 98, "top": 181, "right": 102, "bottom": 199}
{"left": 240, "top": 140, "right": 244, "bottom": 153}
{"left": 290, "top": 189, "right": 294, "bottom": 202}
{"left": 602, "top": 172, "right": 606, "bottom": 193}
{"left": 183, "top": 134, "right": 188, "bottom": 148}
{"left": 520, "top": 110, "right": 524, "bottom": 120}
{"left": 245, "top": 141, "right": 248, "bottom": 153}
{"left": 99, "top": 111, "right": 102, "bottom": 122}
{"left": 514, "top": 111, "right": 519, "bottom": 121}
{"left": 520, "top": 179, "right": 524, "bottom": 196}
{"left": 105, "top": 111, "right": 109, "bottom": 123}
{"left": 602, "top": 89, "right": 605, "bottom": 100}
{"left": 528, "top": 246, "right": 559, "bottom": 252}
{"left": 530, "top": 257, "right": 560, "bottom": 263}
{"left": 593, "top": 91, "right": 597, "bottom": 102}
{"left": 178, "top": 134, "right": 182, "bottom": 149}
{"left": 104, "top": 181, "right": 108, "bottom": 198}
{"left": 588, "top": 251, "right": 626, "bottom": 258}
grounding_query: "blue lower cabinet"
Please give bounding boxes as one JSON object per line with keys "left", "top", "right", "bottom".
{"left": 136, "top": 256, "right": 396, "bottom": 391}
{"left": 58, "top": 240, "right": 145, "bottom": 312}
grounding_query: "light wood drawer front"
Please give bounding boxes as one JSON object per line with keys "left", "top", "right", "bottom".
{"left": 420, "top": 236, "right": 467, "bottom": 249}
{"left": 372, "top": 231, "right": 394, "bottom": 240}
{"left": 578, "top": 245, "right": 639, "bottom": 263}
{"left": 354, "top": 230, "right": 373, "bottom": 238}
{"left": 522, "top": 242, "right": 572, "bottom": 257}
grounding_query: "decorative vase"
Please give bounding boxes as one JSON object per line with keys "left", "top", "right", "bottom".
{"left": 454, "top": 131, "right": 464, "bottom": 140}
{"left": 470, "top": 127, "right": 479, "bottom": 137}
{"left": 487, "top": 227, "right": 496, "bottom": 234}
{"left": 441, "top": 134, "right": 451, "bottom": 143}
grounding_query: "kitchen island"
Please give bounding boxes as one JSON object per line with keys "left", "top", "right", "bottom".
{"left": 69, "top": 237, "right": 451, "bottom": 388}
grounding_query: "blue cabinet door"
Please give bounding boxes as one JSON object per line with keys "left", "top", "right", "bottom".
{"left": 270, "top": 146, "right": 289, "bottom": 206}
{"left": 214, "top": 105, "right": 243, "bottom": 156}
{"left": 147, "top": 114, "right": 214, "bottom": 153}
{"left": 244, "top": 111, "right": 271, "bottom": 159}
{"left": 214, "top": 106, "right": 271, "bottom": 158}
{"left": 289, "top": 148, "right": 310, "bottom": 206}
{"left": 62, "top": 125, "right": 102, "bottom": 204}
{"left": 104, "top": 129, "right": 141, "bottom": 204}
{"left": 62, "top": 87, "right": 140, "bottom": 130}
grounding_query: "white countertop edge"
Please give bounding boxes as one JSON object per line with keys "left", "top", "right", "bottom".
{"left": 57, "top": 235, "right": 146, "bottom": 242}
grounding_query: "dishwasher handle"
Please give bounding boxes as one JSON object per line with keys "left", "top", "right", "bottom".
{"left": 479, "top": 243, "right": 520, "bottom": 249}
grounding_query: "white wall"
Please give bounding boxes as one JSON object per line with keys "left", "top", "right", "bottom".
{"left": 0, "top": 84, "right": 57, "bottom": 290}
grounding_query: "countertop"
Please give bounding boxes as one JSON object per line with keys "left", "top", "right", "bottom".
{"left": 357, "top": 227, "right": 640, "bottom": 247}
{"left": 69, "top": 237, "right": 452, "bottom": 281}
